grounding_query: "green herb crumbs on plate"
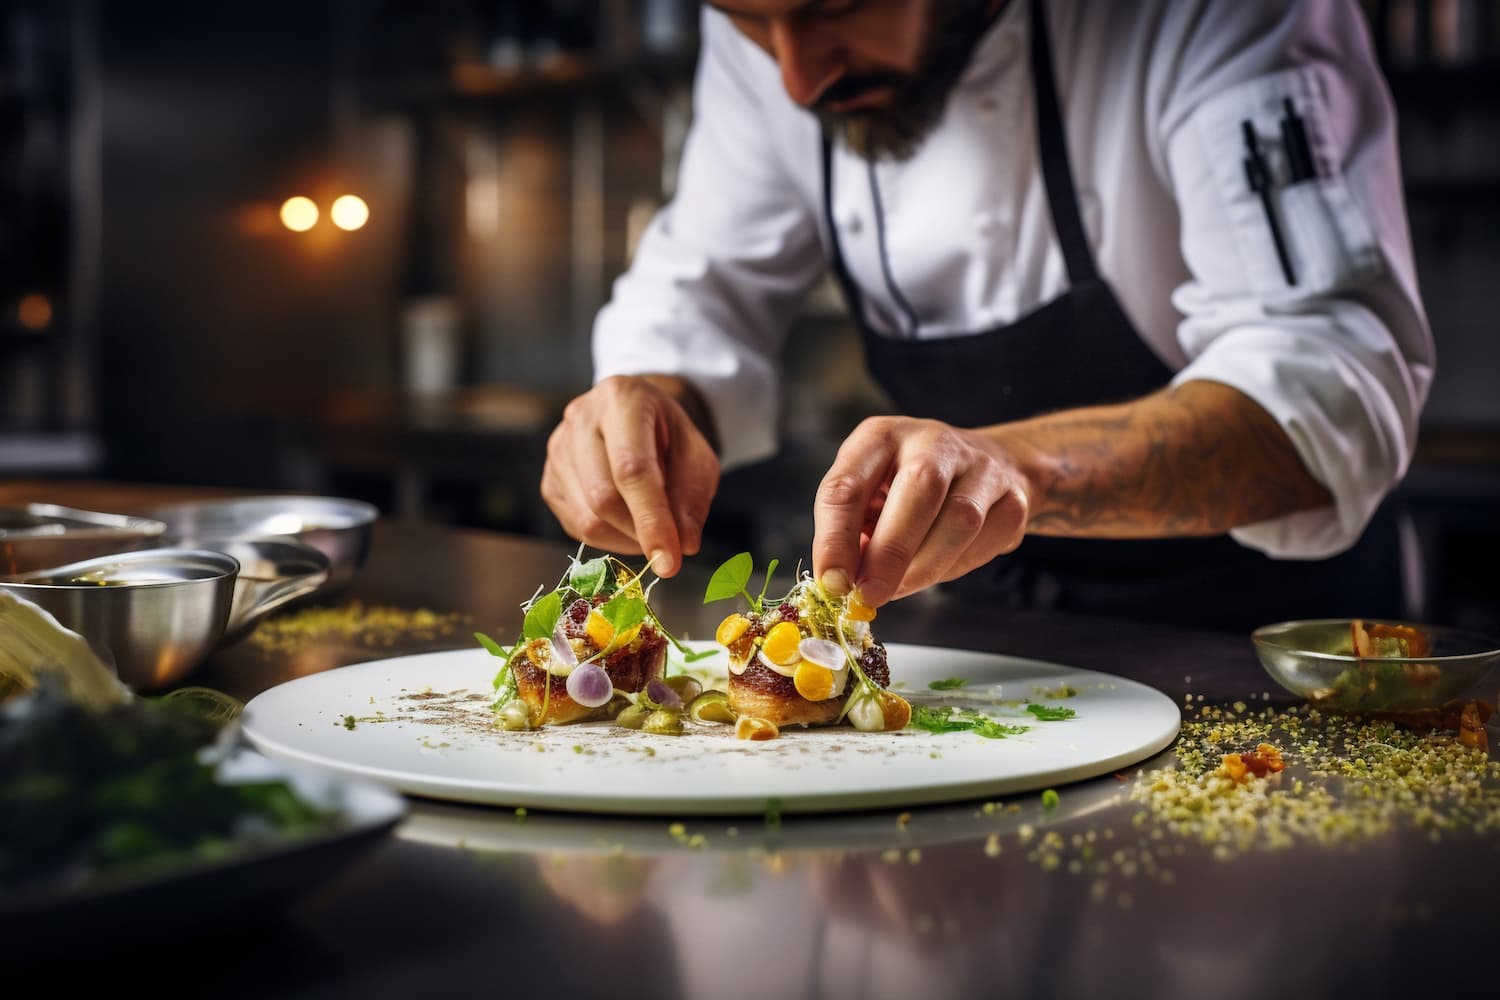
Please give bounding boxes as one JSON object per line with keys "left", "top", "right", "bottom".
{"left": 1042, "top": 788, "right": 1060, "bottom": 810}
{"left": 909, "top": 705, "right": 1028, "bottom": 739}
{"left": 573, "top": 745, "right": 584, "bottom": 754}
{"left": 928, "top": 677, "right": 970, "bottom": 690}
{"left": 1027, "top": 703, "right": 1077, "bottom": 721}
{"left": 342, "top": 714, "right": 357, "bottom": 730}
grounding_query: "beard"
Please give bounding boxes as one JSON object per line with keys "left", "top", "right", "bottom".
{"left": 815, "top": 0, "right": 995, "bottom": 162}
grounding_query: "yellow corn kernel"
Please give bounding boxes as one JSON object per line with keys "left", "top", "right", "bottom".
{"left": 845, "top": 593, "right": 877, "bottom": 622}
{"left": 761, "top": 621, "right": 803, "bottom": 665}
{"left": 793, "top": 661, "right": 836, "bottom": 701}
{"left": 716, "top": 613, "right": 751, "bottom": 647}
{"left": 735, "top": 716, "right": 779, "bottom": 741}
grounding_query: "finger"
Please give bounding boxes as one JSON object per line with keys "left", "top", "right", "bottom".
{"left": 598, "top": 405, "right": 681, "bottom": 576}
{"left": 892, "top": 475, "right": 991, "bottom": 598}
{"left": 542, "top": 446, "right": 642, "bottom": 553}
{"left": 572, "top": 425, "right": 639, "bottom": 541}
{"left": 893, "top": 482, "right": 1028, "bottom": 599}
{"left": 662, "top": 412, "right": 719, "bottom": 564}
{"left": 812, "top": 421, "right": 898, "bottom": 597}
{"left": 855, "top": 450, "right": 953, "bottom": 606}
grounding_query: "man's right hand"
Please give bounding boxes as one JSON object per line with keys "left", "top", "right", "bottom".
{"left": 540, "top": 375, "right": 720, "bottom": 577}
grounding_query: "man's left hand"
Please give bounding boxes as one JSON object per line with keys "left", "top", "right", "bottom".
{"left": 812, "top": 416, "right": 1031, "bottom": 607}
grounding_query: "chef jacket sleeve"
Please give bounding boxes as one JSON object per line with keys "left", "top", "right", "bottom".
{"left": 1151, "top": 0, "right": 1434, "bottom": 558}
{"left": 591, "top": 11, "right": 826, "bottom": 471}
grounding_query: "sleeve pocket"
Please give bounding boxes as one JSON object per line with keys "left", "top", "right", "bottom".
{"left": 1273, "top": 176, "right": 1383, "bottom": 300}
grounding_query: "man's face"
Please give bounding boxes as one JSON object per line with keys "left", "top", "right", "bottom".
{"left": 709, "top": 0, "right": 994, "bottom": 161}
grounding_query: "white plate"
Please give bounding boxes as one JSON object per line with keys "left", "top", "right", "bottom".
{"left": 241, "top": 643, "right": 1180, "bottom": 815}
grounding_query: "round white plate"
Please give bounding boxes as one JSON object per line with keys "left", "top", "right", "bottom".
{"left": 240, "top": 643, "right": 1180, "bottom": 815}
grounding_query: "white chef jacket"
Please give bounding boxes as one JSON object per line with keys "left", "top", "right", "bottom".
{"left": 591, "top": 0, "right": 1434, "bottom": 560}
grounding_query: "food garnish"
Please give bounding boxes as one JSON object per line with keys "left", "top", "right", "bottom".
{"left": 476, "top": 548, "right": 713, "bottom": 732}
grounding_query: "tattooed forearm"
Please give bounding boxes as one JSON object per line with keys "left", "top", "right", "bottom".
{"left": 993, "top": 380, "right": 1333, "bottom": 538}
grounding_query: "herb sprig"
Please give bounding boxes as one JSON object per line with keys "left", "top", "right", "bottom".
{"left": 909, "top": 705, "right": 1029, "bottom": 739}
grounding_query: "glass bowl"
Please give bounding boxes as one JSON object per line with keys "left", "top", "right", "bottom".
{"left": 1251, "top": 618, "right": 1500, "bottom": 712}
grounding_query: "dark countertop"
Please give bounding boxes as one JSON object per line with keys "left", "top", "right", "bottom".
{"left": 5, "top": 481, "right": 1497, "bottom": 998}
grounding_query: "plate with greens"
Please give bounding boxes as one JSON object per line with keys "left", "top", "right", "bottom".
{"left": 0, "top": 680, "right": 406, "bottom": 945}
{"left": 240, "top": 641, "right": 1180, "bottom": 816}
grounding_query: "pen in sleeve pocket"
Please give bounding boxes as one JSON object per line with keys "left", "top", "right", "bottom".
{"left": 1241, "top": 119, "right": 1297, "bottom": 286}
{"left": 1279, "top": 97, "right": 1317, "bottom": 182}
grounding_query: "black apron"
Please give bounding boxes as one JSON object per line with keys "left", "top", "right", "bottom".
{"left": 818, "top": 0, "right": 1401, "bottom": 633}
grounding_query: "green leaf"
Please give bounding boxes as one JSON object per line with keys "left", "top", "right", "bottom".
{"left": 569, "top": 557, "right": 613, "bottom": 598}
{"left": 928, "top": 677, "right": 970, "bottom": 691}
{"left": 475, "top": 632, "right": 508, "bottom": 658}
{"left": 523, "top": 591, "right": 563, "bottom": 641}
{"left": 600, "top": 595, "right": 647, "bottom": 635}
{"left": 1025, "top": 703, "right": 1076, "bottom": 721}
{"left": 704, "top": 552, "right": 753, "bottom": 604}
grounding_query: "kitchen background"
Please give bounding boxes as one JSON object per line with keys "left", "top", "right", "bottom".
{"left": 2, "top": 0, "right": 1497, "bottom": 633}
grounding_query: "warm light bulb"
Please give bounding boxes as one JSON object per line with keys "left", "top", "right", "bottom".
{"left": 17, "top": 293, "right": 53, "bottom": 330}
{"left": 279, "top": 196, "right": 319, "bottom": 232}
{"left": 330, "top": 194, "right": 369, "bottom": 231}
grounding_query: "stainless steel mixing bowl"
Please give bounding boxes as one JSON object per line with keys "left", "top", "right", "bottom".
{"left": 147, "top": 495, "right": 377, "bottom": 600}
{"left": 0, "top": 548, "right": 239, "bottom": 693}
{"left": 0, "top": 503, "right": 166, "bottom": 575}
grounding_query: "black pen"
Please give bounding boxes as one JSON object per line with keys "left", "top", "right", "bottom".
{"left": 1279, "top": 97, "right": 1316, "bottom": 182}
{"left": 1241, "top": 119, "right": 1296, "bottom": 286}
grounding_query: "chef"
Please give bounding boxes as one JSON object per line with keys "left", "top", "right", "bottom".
{"left": 540, "top": 0, "right": 1433, "bottom": 630}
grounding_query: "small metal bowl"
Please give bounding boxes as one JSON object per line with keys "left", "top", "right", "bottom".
{"left": 0, "top": 549, "right": 239, "bottom": 693}
{"left": 148, "top": 495, "right": 378, "bottom": 600}
{"left": 1252, "top": 618, "right": 1500, "bottom": 712}
{"left": 0, "top": 543, "right": 328, "bottom": 692}
{"left": 0, "top": 503, "right": 166, "bottom": 576}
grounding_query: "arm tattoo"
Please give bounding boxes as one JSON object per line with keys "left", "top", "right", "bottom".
{"left": 1011, "top": 381, "right": 1332, "bottom": 538}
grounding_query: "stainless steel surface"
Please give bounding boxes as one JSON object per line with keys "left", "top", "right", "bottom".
{"left": 191, "top": 537, "right": 331, "bottom": 640}
{"left": 6, "top": 503, "right": 1497, "bottom": 997}
{"left": 148, "top": 495, "right": 377, "bottom": 599}
{"left": 1252, "top": 617, "right": 1500, "bottom": 710}
{"left": 0, "top": 548, "right": 237, "bottom": 692}
{"left": 0, "top": 502, "right": 166, "bottom": 574}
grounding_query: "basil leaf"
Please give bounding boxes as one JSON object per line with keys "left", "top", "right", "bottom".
{"left": 705, "top": 552, "right": 753, "bottom": 604}
{"left": 928, "top": 677, "right": 969, "bottom": 690}
{"left": 569, "top": 557, "right": 612, "bottom": 598}
{"left": 523, "top": 591, "right": 563, "bottom": 641}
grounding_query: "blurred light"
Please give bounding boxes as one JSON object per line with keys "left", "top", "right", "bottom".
{"left": 17, "top": 293, "right": 53, "bottom": 330}
{"left": 330, "top": 195, "right": 369, "bottom": 231}
{"left": 280, "top": 196, "right": 319, "bottom": 232}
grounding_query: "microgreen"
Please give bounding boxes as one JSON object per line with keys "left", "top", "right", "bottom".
{"left": 522, "top": 591, "right": 563, "bottom": 642}
{"left": 1026, "top": 703, "right": 1076, "bottom": 721}
{"left": 909, "top": 705, "right": 1029, "bottom": 739}
{"left": 569, "top": 556, "right": 615, "bottom": 600}
{"left": 704, "top": 552, "right": 754, "bottom": 606}
{"left": 928, "top": 677, "right": 970, "bottom": 691}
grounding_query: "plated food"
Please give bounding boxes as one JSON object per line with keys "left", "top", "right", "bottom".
{"left": 476, "top": 551, "right": 910, "bottom": 741}
{"left": 477, "top": 551, "right": 711, "bottom": 732}
{"left": 707, "top": 553, "right": 910, "bottom": 737}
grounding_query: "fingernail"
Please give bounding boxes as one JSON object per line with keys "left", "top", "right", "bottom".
{"left": 819, "top": 569, "right": 851, "bottom": 597}
{"left": 649, "top": 549, "right": 672, "bottom": 574}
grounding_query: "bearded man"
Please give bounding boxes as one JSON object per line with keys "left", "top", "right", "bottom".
{"left": 540, "top": 0, "right": 1432, "bottom": 631}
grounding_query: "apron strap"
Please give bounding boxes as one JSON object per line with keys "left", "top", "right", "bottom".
{"left": 1029, "top": 0, "right": 1099, "bottom": 287}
